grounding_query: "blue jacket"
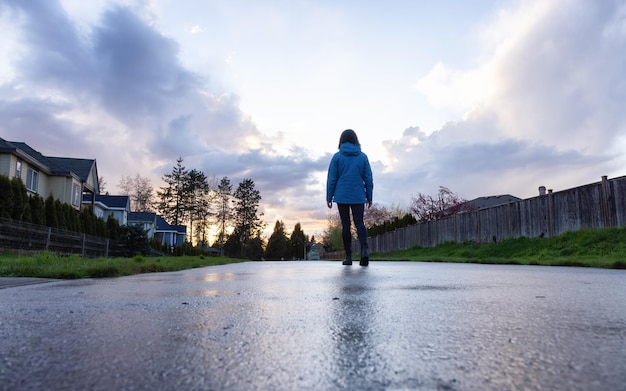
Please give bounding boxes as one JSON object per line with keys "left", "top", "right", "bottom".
{"left": 326, "top": 142, "right": 373, "bottom": 204}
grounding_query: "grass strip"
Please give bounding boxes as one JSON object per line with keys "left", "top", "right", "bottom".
{"left": 378, "top": 227, "right": 626, "bottom": 269}
{"left": 0, "top": 252, "right": 246, "bottom": 279}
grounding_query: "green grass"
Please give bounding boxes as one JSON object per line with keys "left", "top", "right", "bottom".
{"left": 376, "top": 227, "right": 626, "bottom": 269}
{"left": 0, "top": 252, "right": 246, "bottom": 279}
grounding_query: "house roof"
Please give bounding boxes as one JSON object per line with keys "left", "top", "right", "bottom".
{"left": 0, "top": 138, "right": 97, "bottom": 185}
{"left": 48, "top": 157, "right": 97, "bottom": 182}
{"left": 156, "top": 215, "right": 175, "bottom": 231}
{"left": 82, "top": 194, "right": 130, "bottom": 209}
{"left": 465, "top": 195, "right": 522, "bottom": 210}
{"left": 128, "top": 212, "right": 157, "bottom": 223}
{"left": 172, "top": 225, "right": 187, "bottom": 234}
{"left": 155, "top": 215, "right": 187, "bottom": 234}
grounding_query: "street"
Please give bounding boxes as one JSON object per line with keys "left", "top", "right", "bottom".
{"left": 1, "top": 261, "right": 625, "bottom": 390}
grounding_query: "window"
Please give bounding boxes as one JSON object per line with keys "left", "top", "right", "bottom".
{"left": 72, "top": 184, "right": 81, "bottom": 206}
{"left": 15, "top": 160, "right": 22, "bottom": 179}
{"left": 26, "top": 168, "right": 39, "bottom": 192}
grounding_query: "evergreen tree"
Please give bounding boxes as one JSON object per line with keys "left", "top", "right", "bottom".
{"left": 265, "top": 220, "right": 290, "bottom": 260}
{"left": 290, "top": 222, "right": 306, "bottom": 259}
{"left": 216, "top": 176, "right": 233, "bottom": 255}
{"left": 55, "top": 199, "right": 68, "bottom": 230}
{"left": 232, "top": 178, "right": 263, "bottom": 258}
{"left": 0, "top": 175, "right": 13, "bottom": 219}
{"left": 80, "top": 206, "right": 95, "bottom": 235}
{"left": 184, "top": 168, "right": 209, "bottom": 245}
{"left": 29, "top": 194, "right": 45, "bottom": 225}
{"left": 120, "top": 224, "right": 149, "bottom": 256}
{"left": 22, "top": 199, "right": 32, "bottom": 223}
{"left": 246, "top": 234, "right": 265, "bottom": 260}
{"left": 157, "top": 157, "right": 189, "bottom": 225}
{"left": 106, "top": 215, "right": 121, "bottom": 240}
{"left": 10, "top": 177, "right": 27, "bottom": 220}
{"left": 223, "top": 227, "right": 241, "bottom": 258}
{"left": 45, "top": 195, "right": 58, "bottom": 228}
{"left": 69, "top": 205, "right": 81, "bottom": 232}
{"left": 95, "top": 217, "right": 107, "bottom": 238}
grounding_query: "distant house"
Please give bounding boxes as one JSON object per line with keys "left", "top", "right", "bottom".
{"left": 128, "top": 212, "right": 186, "bottom": 246}
{"left": 82, "top": 194, "right": 130, "bottom": 225}
{"left": 0, "top": 138, "right": 99, "bottom": 209}
{"left": 464, "top": 195, "right": 522, "bottom": 210}
{"left": 155, "top": 215, "right": 187, "bottom": 247}
{"left": 128, "top": 212, "right": 158, "bottom": 239}
{"left": 307, "top": 242, "right": 324, "bottom": 260}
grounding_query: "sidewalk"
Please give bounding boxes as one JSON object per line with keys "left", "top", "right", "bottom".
{"left": 0, "top": 277, "right": 59, "bottom": 289}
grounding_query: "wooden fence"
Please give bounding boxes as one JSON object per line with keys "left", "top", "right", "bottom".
{"left": 0, "top": 217, "right": 124, "bottom": 257}
{"left": 324, "top": 175, "right": 626, "bottom": 258}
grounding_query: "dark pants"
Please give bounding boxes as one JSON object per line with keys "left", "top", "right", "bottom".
{"left": 337, "top": 203, "right": 368, "bottom": 256}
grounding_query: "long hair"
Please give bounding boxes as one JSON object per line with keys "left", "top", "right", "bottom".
{"left": 338, "top": 129, "right": 360, "bottom": 148}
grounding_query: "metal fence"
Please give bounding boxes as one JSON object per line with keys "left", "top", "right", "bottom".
{"left": 323, "top": 175, "right": 626, "bottom": 258}
{"left": 0, "top": 217, "right": 124, "bottom": 257}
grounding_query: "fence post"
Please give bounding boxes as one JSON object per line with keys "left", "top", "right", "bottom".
{"left": 82, "top": 234, "right": 86, "bottom": 257}
{"left": 46, "top": 227, "right": 52, "bottom": 250}
{"left": 547, "top": 189, "right": 554, "bottom": 237}
{"left": 601, "top": 175, "right": 611, "bottom": 227}
{"left": 105, "top": 239, "right": 109, "bottom": 258}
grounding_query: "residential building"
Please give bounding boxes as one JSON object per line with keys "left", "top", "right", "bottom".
{"left": 0, "top": 138, "right": 99, "bottom": 209}
{"left": 82, "top": 194, "right": 130, "bottom": 225}
{"left": 128, "top": 212, "right": 187, "bottom": 247}
{"left": 127, "top": 212, "right": 158, "bottom": 239}
{"left": 155, "top": 215, "right": 187, "bottom": 247}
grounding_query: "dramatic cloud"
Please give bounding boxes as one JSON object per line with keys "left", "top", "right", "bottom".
{"left": 0, "top": 0, "right": 331, "bottom": 235}
{"left": 385, "top": 0, "right": 626, "bottom": 203}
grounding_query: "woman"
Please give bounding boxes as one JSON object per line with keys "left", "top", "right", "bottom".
{"left": 326, "top": 129, "right": 373, "bottom": 266}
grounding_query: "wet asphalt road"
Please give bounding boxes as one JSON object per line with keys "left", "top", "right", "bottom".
{"left": 0, "top": 261, "right": 625, "bottom": 391}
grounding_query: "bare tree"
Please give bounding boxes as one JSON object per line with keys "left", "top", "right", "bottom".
{"left": 119, "top": 174, "right": 155, "bottom": 212}
{"left": 98, "top": 176, "right": 107, "bottom": 195}
{"left": 363, "top": 202, "right": 396, "bottom": 228}
{"left": 410, "top": 186, "right": 474, "bottom": 222}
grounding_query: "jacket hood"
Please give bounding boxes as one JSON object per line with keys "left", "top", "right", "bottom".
{"left": 339, "top": 142, "right": 361, "bottom": 156}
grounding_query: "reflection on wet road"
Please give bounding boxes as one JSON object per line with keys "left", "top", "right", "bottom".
{"left": 0, "top": 261, "right": 625, "bottom": 390}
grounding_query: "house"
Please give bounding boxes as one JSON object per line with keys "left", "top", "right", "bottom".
{"left": 127, "top": 212, "right": 158, "bottom": 239}
{"left": 128, "top": 212, "right": 187, "bottom": 247}
{"left": 0, "top": 138, "right": 99, "bottom": 209}
{"left": 155, "top": 215, "right": 187, "bottom": 247}
{"left": 307, "top": 242, "right": 324, "bottom": 260}
{"left": 464, "top": 195, "right": 522, "bottom": 210}
{"left": 82, "top": 194, "right": 130, "bottom": 225}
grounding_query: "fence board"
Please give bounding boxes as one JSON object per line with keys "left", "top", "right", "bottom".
{"left": 0, "top": 217, "right": 114, "bottom": 257}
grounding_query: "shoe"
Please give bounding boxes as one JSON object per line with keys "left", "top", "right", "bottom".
{"left": 360, "top": 249, "right": 369, "bottom": 266}
{"left": 342, "top": 259, "right": 353, "bottom": 265}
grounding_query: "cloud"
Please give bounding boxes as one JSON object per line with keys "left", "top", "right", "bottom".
{"left": 0, "top": 0, "right": 330, "bottom": 232}
{"left": 189, "top": 25, "right": 204, "bottom": 35}
{"left": 385, "top": 0, "right": 626, "bottom": 205}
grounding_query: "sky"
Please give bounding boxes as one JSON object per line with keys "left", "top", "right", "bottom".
{"left": 1, "top": 0, "right": 625, "bottom": 239}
